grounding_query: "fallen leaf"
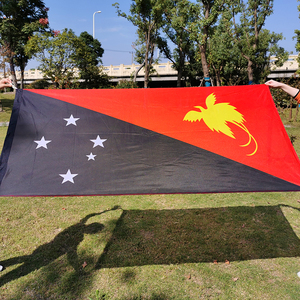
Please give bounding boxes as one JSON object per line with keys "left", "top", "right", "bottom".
{"left": 62, "top": 208, "right": 66, "bottom": 210}
{"left": 225, "top": 260, "right": 230, "bottom": 265}
{"left": 82, "top": 261, "right": 87, "bottom": 268}
{"left": 233, "top": 277, "right": 239, "bottom": 282}
{"left": 186, "top": 274, "right": 191, "bottom": 280}
{"left": 213, "top": 260, "right": 218, "bottom": 265}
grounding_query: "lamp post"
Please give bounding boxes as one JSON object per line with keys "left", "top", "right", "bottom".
{"left": 93, "top": 10, "right": 101, "bottom": 39}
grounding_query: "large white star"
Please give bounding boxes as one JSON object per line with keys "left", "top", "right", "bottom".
{"left": 64, "top": 114, "right": 80, "bottom": 126}
{"left": 90, "top": 135, "right": 107, "bottom": 148}
{"left": 34, "top": 136, "right": 52, "bottom": 149}
{"left": 86, "top": 152, "right": 97, "bottom": 161}
{"left": 59, "top": 169, "right": 78, "bottom": 184}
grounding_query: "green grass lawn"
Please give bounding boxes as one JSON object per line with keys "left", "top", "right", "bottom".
{"left": 0, "top": 92, "right": 15, "bottom": 123}
{"left": 0, "top": 93, "right": 300, "bottom": 299}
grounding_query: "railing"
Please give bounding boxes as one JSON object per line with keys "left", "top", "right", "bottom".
{"left": 0, "top": 56, "right": 298, "bottom": 81}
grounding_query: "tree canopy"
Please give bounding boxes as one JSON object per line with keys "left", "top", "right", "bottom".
{"left": 113, "top": 0, "right": 165, "bottom": 88}
{"left": 113, "top": 0, "right": 287, "bottom": 87}
{"left": 0, "top": 0, "right": 48, "bottom": 87}
{"left": 25, "top": 29, "right": 109, "bottom": 89}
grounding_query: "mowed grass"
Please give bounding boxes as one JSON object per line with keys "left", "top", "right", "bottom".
{"left": 0, "top": 93, "right": 300, "bottom": 299}
{"left": 0, "top": 92, "right": 15, "bottom": 123}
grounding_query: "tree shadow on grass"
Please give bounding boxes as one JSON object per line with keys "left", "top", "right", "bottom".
{"left": 96, "top": 205, "right": 300, "bottom": 268}
{"left": 0, "top": 206, "right": 120, "bottom": 291}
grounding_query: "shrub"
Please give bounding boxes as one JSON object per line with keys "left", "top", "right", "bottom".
{"left": 114, "top": 80, "right": 139, "bottom": 89}
{"left": 28, "top": 79, "right": 51, "bottom": 89}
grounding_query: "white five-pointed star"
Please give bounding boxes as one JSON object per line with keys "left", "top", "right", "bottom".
{"left": 59, "top": 169, "right": 78, "bottom": 184}
{"left": 34, "top": 136, "right": 52, "bottom": 149}
{"left": 90, "top": 135, "right": 107, "bottom": 148}
{"left": 64, "top": 114, "right": 80, "bottom": 126}
{"left": 86, "top": 152, "right": 97, "bottom": 161}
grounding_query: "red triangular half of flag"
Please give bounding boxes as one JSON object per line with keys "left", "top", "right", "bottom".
{"left": 29, "top": 85, "right": 300, "bottom": 187}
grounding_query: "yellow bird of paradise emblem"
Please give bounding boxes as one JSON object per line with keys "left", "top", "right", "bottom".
{"left": 183, "top": 93, "right": 258, "bottom": 156}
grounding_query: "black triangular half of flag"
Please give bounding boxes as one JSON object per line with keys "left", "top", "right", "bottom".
{"left": 0, "top": 90, "right": 299, "bottom": 196}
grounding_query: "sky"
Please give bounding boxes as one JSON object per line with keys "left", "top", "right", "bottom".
{"left": 27, "top": 0, "right": 300, "bottom": 69}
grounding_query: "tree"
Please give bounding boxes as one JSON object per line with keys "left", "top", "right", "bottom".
{"left": 206, "top": 20, "right": 246, "bottom": 86}
{"left": 113, "top": 1, "right": 164, "bottom": 88}
{"left": 223, "top": 0, "right": 288, "bottom": 84}
{"left": 0, "top": 45, "right": 10, "bottom": 78}
{"left": 76, "top": 31, "right": 109, "bottom": 89}
{"left": 186, "top": 0, "right": 227, "bottom": 86}
{"left": 26, "top": 29, "right": 110, "bottom": 89}
{"left": 158, "top": 0, "right": 199, "bottom": 87}
{"left": 25, "top": 29, "right": 81, "bottom": 88}
{"left": 0, "top": 0, "right": 48, "bottom": 87}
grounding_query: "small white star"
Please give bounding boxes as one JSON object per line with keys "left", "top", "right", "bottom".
{"left": 34, "top": 136, "right": 52, "bottom": 149}
{"left": 86, "top": 152, "right": 97, "bottom": 161}
{"left": 64, "top": 114, "right": 80, "bottom": 126}
{"left": 90, "top": 135, "right": 107, "bottom": 148}
{"left": 59, "top": 169, "right": 78, "bottom": 184}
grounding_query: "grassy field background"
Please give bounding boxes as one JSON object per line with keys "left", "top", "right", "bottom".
{"left": 0, "top": 92, "right": 300, "bottom": 299}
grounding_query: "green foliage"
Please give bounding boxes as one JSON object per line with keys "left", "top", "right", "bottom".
{"left": 28, "top": 79, "right": 51, "bottom": 89}
{"left": 25, "top": 29, "right": 110, "bottom": 89}
{"left": 25, "top": 28, "right": 80, "bottom": 88}
{"left": 0, "top": 0, "right": 49, "bottom": 86}
{"left": 113, "top": 1, "right": 165, "bottom": 88}
{"left": 114, "top": 79, "right": 139, "bottom": 89}
{"left": 76, "top": 32, "right": 110, "bottom": 89}
{"left": 158, "top": 0, "right": 201, "bottom": 86}
{"left": 207, "top": 19, "right": 247, "bottom": 86}
{"left": 186, "top": 0, "right": 228, "bottom": 79}
{"left": 222, "top": 0, "right": 288, "bottom": 84}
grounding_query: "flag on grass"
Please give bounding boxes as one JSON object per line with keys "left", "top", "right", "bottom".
{"left": 0, "top": 85, "right": 300, "bottom": 196}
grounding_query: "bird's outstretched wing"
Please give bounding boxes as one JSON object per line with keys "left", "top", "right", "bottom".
{"left": 205, "top": 93, "right": 216, "bottom": 109}
{"left": 183, "top": 110, "right": 202, "bottom": 122}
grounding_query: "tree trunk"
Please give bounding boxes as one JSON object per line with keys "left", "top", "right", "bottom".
{"left": 144, "top": 30, "right": 150, "bottom": 88}
{"left": 177, "top": 68, "right": 183, "bottom": 87}
{"left": 294, "top": 102, "right": 299, "bottom": 122}
{"left": 20, "top": 69, "right": 24, "bottom": 89}
{"left": 247, "top": 59, "right": 254, "bottom": 84}
{"left": 177, "top": 53, "right": 184, "bottom": 87}
{"left": 212, "top": 65, "right": 222, "bottom": 86}
{"left": 176, "top": 51, "right": 185, "bottom": 87}
{"left": 199, "top": 43, "right": 209, "bottom": 79}
{"left": 144, "top": 61, "right": 149, "bottom": 88}
{"left": 9, "top": 58, "right": 17, "bottom": 88}
{"left": 134, "top": 61, "right": 145, "bottom": 82}
{"left": 216, "top": 72, "right": 221, "bottom": 86}
{"left": 241, "top": 52, "right": 254, "bottom": 84}
{"left": 289, "top": 98, "right": 293, "bottom": 121}
{"left": 20, "top": 60, "right": 26, "bottom": 89}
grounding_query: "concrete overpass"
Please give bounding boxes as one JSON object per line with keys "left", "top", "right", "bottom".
{"left": 2, "top": 55, "right": 299, "bottom": 86}
{"left": 268, "top": 55, "right": 299, "bottom": 79}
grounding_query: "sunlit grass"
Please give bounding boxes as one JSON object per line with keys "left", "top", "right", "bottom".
{"left": 0, "top": 92, "right": 15, "bottom": 123}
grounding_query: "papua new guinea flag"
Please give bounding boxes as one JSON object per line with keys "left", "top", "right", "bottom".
{"left": 0, "top": 85, "right": 300, "bottom": 196}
